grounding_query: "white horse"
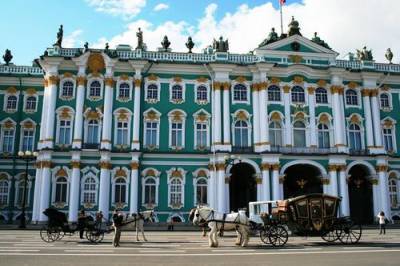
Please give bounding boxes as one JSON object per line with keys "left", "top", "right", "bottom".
{"left": 119, "top": 210, "right": 154, "bottom": 242}
{"left": 189, "top": 207, "right": 250, "bottom": 247}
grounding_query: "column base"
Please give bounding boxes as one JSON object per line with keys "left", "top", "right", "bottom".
{"left": 212, "top": 144, "right": 231, "bottom": 152}
{"left": 100, "top": 142, "right": 112, "bottom": 150}
{"left": 131, "top": 143, "right": 140, "bottom": 150}
{"left": 42, "top": 140, "right": 54, "bottom": 149}
{"left": 337, "top": 146, "right": 349, "bottom": 153}
{"left": 369, "top": 147, "right": 386, "bottom": 154}
{"left": 255, "top": 144, "right": 271, "bottom": 153}
{"left": 72, "top": 141, "right": 82, "bottom": 149}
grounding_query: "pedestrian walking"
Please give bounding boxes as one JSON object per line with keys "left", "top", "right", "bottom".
{"left": 77, "top": 209, "right": 86, "bottom": 239}
{"left": 377, "top": 211, "right": 387, "bottom": 235}
{"left": 95, "top": 211, "right": 103, "bottom": 230}
{"left": 112, "top": 209, "right": 123, "bottom": 247}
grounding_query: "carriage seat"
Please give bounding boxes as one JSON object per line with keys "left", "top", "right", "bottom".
{"left": 271, "top": 200, "right": 288, "bottom": 215}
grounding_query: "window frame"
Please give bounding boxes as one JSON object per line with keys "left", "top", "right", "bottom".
{"left": 169, "top": 83, "right": 185, "bottom": 104}
{"left": 315, "top": 87, "right": 328, "bottom": 104}
{"left": 24, "top": 95, "right": 38, "bottom": 113}
{"left": 267, "top": 85, "right": 281, "bottom": 102}
{"left": 345, "top": 89, "right": 360, "bottom": 107}
{"left": 20, "top": 126, "right": 35, "bottom": 152}
{"left": 379, "top": 92, "right": 392, "bottom": 110}
{"left": 14, "top": 176, "right": 32, "bottom": 207}
{"left": 0, "top": 176, "right": 11, "bottom": 207}
{"left": 59, "top": 79, "right": 75, "bottom": 99}
{"left": 232, "top": 83, "right": 250, "bottom": 104}
{"left": 0, "top": 121, "right": 16, "bottom": 153}
{"left": 142, "top": 175, "right": 159, "bottom": 208}
{"left": 116, "top": 81, "right": 132, "bottom": 102}
{"left": 86, "top": 78, "right": 103, "bottom": 100}
{"left": 194, "top": 176, "right": 208, "bottom": 206}
{"left": 269, "top": 121, "right": 283, "bottom": 147}
{"left": 291, "top": 86, "right": 306, "bottom": 104}
{"left": 233, "top": 120, "right": 250, "bottom": 147}
{"left": 195, "top": 84, "right": 210, "bottom": 104}
{"left": 348, "top": 123, "right": 363, "bottom": 151}
{"left": 52, "top": 176, "right": 69, "bottom": 206}
{"left": 145, "top": 82, "right": 160, "bottom": 103}
{"left": 5, "top": 95, "right": 18, "bottom": 112}
{"left": 388, "top": 177, "right": 398, "bottom": 208}
{"left": 80, "top": 175, "right": 99, "bottom": 207}
{"left": 317, "top": 123, "right": 330, "bottom": 148}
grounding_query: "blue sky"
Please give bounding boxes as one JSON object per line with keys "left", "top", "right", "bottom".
{"left": 0, "top": 0, "right": 398, "bottom": 65}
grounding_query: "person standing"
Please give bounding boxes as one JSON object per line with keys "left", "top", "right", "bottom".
{"left": 77, "top": 209, "right": 86, "bottom": 239}
{"left": 112, "top": 209, "right": 123, "bottom": 247}
{"left": 377, "top": 211, "right": 387, "bottom": 235}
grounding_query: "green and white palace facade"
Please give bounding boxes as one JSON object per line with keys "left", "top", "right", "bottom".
{"left": 1, "top": 21, "right": 400, "bottom": 224}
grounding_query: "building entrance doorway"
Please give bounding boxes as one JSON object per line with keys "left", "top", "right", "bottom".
{"left": 348, "top": 165, "right": 374, "bottom": 224}
{"left": 229, "top": 162, "right": 257, "bottom": 212}
{"left": 283, "top": 164, "right": 323, "bottom": 199}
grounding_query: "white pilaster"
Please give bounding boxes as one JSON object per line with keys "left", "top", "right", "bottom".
{"left": 217, "top": 163, "right": 226, "bottom": 213}
{"left": 252, "top": 86, "right": 260, "bottom": 151}
{"left": 68, "top": 152, "right": 81, "bottom": 222}
{"left": 98, "top": 152, "right": 111, "bottom": 219}
{"left": 129, "top": 154, "right": 140, "bottom": 214}
{"left": 101, "top": 77, "right": 114, "bottom": 150}
{"left": 338, "top": 168, "right": 350, "bottom": 216}
{"left": 377, "top": 166, "right": 391, "bottom": 218}
{"left": 362, "top": 90, "right": 374, "bottom": 149}
{"left": 38, "top": 155, "right": 52, "bottom": 222}
{"left": 43, "top": 76, "right": 58, "bottom": 149}
{"left": 261, "top": 163, "right": 270, "bottom": 201}
{"left": 271, "top": 164, "right": 281, "bottom": 200}
{"left": 308, "top": 87, "right": 317, "bottom": 147}
{"left": 222, "top": 83, "right": 231, "bottom": 148}
{"left": 371, "top": 91, "right": 384, "bottom": 151}
{"left": 132, "top": 79, "right": 141, "bottom": 150}
{"left": 329, "top": 166, "right": 339, "bottom": 197}
{"left": 258, "top": 84, "right": 269, "bottom": 151}
{"left": 72, "top": 76, "right": 85, "bottom": 149}
{"left": 208, "top": 165, "right": 216, "bottom": 209}
{"left": 31, "top": 162, "right": 42, "bottom": 223}
{"left": 213, "top": 83, "right": 222, "bottom": 149}
{"left": 283, "top": 87, "right": 292, "bottom": 146}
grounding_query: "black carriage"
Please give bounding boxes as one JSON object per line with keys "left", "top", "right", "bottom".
{"left": 39, "top": 208, "right": 107, "bottom": 243}
{"left": 249, "top": 194, "right": 362, "bottom": 247}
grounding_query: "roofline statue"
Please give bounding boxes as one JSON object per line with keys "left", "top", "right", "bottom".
{"left": 54, "top": 25, "right": 63, "bottom": 47}
{"left": 213, "top": 36, "right": 229, "bottom": 53}
{"left": 356, "top": 46, "right": 373, "bottom": 61}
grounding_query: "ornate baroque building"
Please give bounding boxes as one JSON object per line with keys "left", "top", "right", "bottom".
{"left": 1, "top": 19, "right": 400, "bottom": 224}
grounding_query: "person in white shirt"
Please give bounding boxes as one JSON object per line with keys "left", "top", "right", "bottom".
{"left": 377, "top": 211, "right": 386, "bottom": 235}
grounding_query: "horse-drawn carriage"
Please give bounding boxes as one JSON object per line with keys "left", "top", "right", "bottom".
{"left": 39, "top": 208, "right": 109, "bottom": 243}
{"left": 249, "top": 193, "right": 362, "bottom": 247}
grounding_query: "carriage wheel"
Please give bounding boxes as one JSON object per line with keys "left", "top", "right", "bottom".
{"left": 338, "top": 221, "right": 362, "bottom": 244}
{"left": 259, "top": 227, "right": 270, "bottom": 245}
{"left": 268, "top": 225, "right": 288, "bottom": 247}
{"left": 86, "top": 230, "right": 104, "bottom": 243}
{"left": 40, "top": 226, "right": 53, "bottom": 242}
{"left": 56, "top": 230, "right": 65, "bottom": 241}
{"left": 321, "top": 224, "right": 342, "bottom": 242}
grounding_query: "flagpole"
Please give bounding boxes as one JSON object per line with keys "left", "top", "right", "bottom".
{"left": 280, "top": 2, "right": 284, "bottom": 35}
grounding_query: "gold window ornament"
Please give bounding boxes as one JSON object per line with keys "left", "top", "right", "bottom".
{"left": 56, "top": 168, "right": 67, "bottom": 177}
{"left": 236, "top": 110, "right": 248, "bottom": 121}
{"left": 87, "top": 53, "right": 105, "bottom": 74}
{"left": 115, "top": 168, "right": 127, "bottom": 177}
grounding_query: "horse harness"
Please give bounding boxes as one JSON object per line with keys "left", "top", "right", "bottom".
{"left": 198, "top": 209, "right": 246, "bottom": 234}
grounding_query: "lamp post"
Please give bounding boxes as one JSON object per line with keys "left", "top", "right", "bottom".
{"left": 17, "top": 150, "right": 38, "bottom": 229}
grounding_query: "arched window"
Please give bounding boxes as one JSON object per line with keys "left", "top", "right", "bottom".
{"left": 55, "top": 176, "right": 68, "bottom": 203}
{"left": 315, "top": 88, "right": 328, "bottom": 104}
{"left": 380, "top": 93, "right": 390, "bottom": 108}
{"left": 234, "top": 120, "right": 249, "bottom": 147}
{"left": 196, "top": 85, "right": 208, "bottom": 101}
{"left": 383, "top": 128, "right": 394, "bottom": 152}
{"left": 2, "top": 127, "right": 15, "bottom": 153}
{"left": 116, "top": 121, "right": 128, "bottom": 145}
{"left": 22, "top": 129, "right": 34, "bottom": 151}
{"left": 146, "top": 84, "right": 158, "bottom": 100}
{"left": 195, "top": 178, "right": 207, "bottom": 205}
{"left": 6, "top": 96, "right": 17, "bottom": 110}
{"left": 87, "top": 120, "right": 99, "bottom": 144}
{"left": 118, "top": 83, "right": 130, "bottom": 99}
{"left": 171, "top": 85, "right": 183, "bottom": 101}
{"left": 269, "top": 121, "right": 282, "bottom": 147}
{"left": 170, "top": 178, "right": 182, "bottom": 206}
{"left": 233, "top": 84, "right": 247, "bottom": 101}
{"left": 0, "top": 180, "right": 9, "bottom": 206}
{"left": 349, "top": 123, "right": 362, "bottom": 150}
{"left": 291, "top": 86, "right": 305, "bottom": 103}
{"left": 89, "top": 80, "right": 101, "bottom": 97}
{"left": 82, "top": 177, "right": 97, "bottom": 204}
{"left": 62, "top": 81, "right": 74, "bottom": 97}
{"left": 317, "top": 123, "right": 330, "bottom": 148}
{"left": 58, "top": 119, "right": 72, "bottom": 145}
{"left": 144, "top": 177, "right": 157, "bottom": 205}
{"left": 268, "top": 85, "right": 281, "bottom": 101}
{"left": 114, "top": 177, "right": 127, "bottom": 204}
{"left": 25, "top": 96, "right": 37, "bottom": 111}
{"left": 346, "top": 89, "right": 358, "bottom": 105}
{"left": 389, "top": 178, "right": 398, "bottom": 208}
{"left": 293, "top": 121, "right": 306, "bottom": 147}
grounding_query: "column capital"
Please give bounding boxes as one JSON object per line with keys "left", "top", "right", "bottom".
{"left": 261, "top": 162, "right": 271, "bottom": 171}
{"left": 213, "top": 81, "right": 222, "bottom": 90}
{"left": 361, "top": 88, "right": 371, "bottom": 97}
{"left": 307, "top": 86, "right": 316, "bottom": 94}
{"left": 76, "top": 76, "right": 86, "bottom": 86}
{"left": 99, "top": 161, "right": 112, "bottom": 170}
{"left": 104, "top": 77, "right": 114, "bottom": 87}
{"left": 321, "top": 178, "right": 330, "bottom": 185}
{"left": 271, "top": 163, "right": 280, "bottom": 171}
{"left": 46, "top": 76, "right": 59, "bottom": 86}
{"left": 222, "top": 82, "right": 231, "bottom": 90}
{"left": 216, "top": 163, "right": 225, "bottom": 171}
{"left": 337, "top": 164, "right": 347, "bottom": 172}
{"left": 134, "top": 79, "right": 141, "bottom": 87}
{"left": 41, "top": 161, "right": 52, "bottom": 168}
{"left": 130, "top": 161, "right": 139, "bottom": 170}
{"left": 251, "top": 83, "right": 260, "bottom": 92}
{"left": 330, "top": 85, "right": 343, "bottom": 94}
{"left": 328, "top": 164, "right": 338, "bottom": 171}
{"left": 70, "top": 161, "right": 81, "bottom": 169}
{"left": 283, "top": 85, "right": 290, "bottom": 93}
{"left": 376, "top": 164, "right": 388, "bottom": 172}
{"left": 370, "top": 89, "right": 379, "bottom": 97}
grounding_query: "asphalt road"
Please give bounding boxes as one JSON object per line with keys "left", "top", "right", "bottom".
{"left": 0, "top": 229, "right": 400, "bottom": 266}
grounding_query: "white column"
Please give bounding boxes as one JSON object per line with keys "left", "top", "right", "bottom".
{"left": 377, "top": 166, "right": 391, "bottom": 218}
{"left": 252, "top": 84, "right": 260, "bottom": 149}
{"left": 38, "top": 81, "right": 48, "bottom": 150}
{"left": 308, "top": 87, "right": 317, "bottom": 147}
{"left": 362, "top": 89, "right": 374, "bottom": 148}
{"left": 283, "top": 87, "right": 292, "bottom": 146}
{"left": 39, "top": 164, "right": 51, "bottom": 221}
{"left": 213, "top": 83, "right": 222, "bottom": 147}
{"left": 259, "top": 84, "right": 269, "bottom": 151}
{"left": 331, "top": 87, "right": 344, "bottom": 147}
{"left": 31, "top": 164, "right": 42, "bottom": 223}
{"left": 132, "top": 79, "right": 141, "bottom": 150}
{"left": 217, "top": 163, "right": 226, "bottom": 213}
{"left": 72, "top": 76, "right": 85, "bottom": 149}
{"left": 271, "top": 164, "right": 281, "bottom": 200}
{"left": 371, "top": 90, "right": 383, "bottom": 148}
{"left": 222, "top": 83, "right": 231, "bottom": 147}
{"left": 338, "top": 167, "right": 350, "bottom": 216}
{"left": 208, "top": 166, "right": 216, "bottom": 209}
{"left": 44, "top": 76, "right": 58, "bottom": 149}
{"left": 129, "top": 160, "right": 139, "bottom": 214}
{"left": 68, "top": 157, "right": 81, "bottom": 222}
{"left": 327, "top": 165, "right": 338, "bottom": 196}
{"left": 98, "top": 152, "right": 111, "bottom": 219}
{"left": 261, "top": 163, "right": 270, "bottom": 201}
{"left": 338, "top": 91, "right": 347, "bottom": 145}
{"left": 101, "top": 77, "right": 114, "bottom": 150}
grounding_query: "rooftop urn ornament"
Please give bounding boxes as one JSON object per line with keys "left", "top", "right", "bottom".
{"left": 3, "top": 49, "right": 13, "bottom": 65}
{"left": 185, "top": 36, "right": 195, "bottom": 53}
{"left": 54, "top": 24, "right": 63, "bottom": 47}
{"left": 161, "top": 35, "right": 171, "bottom": 50}
{"left": 311, "top": 32, "right": 331, "bottom": 49}
{"left": 83, "top": 42, "right": 89, "bottom": 52}
{"left": 356, "top": 46, "right": 373, "bottom": 61}
{"left": 105, "top": 43, "right": 109, "bottom": 51}
{"left": 213, "top": 36, "right": 229, "bottom": 52}
{"left": 385, "top": 48, "right": 393, "bottom": 64}
{"left": 288, "top": 16, "right": 301, "bottom": 36}
{"left": 136, "top": 27, "right": 144, "bottom": 50}
{"left": 258, "top": 27, "right": 279, "bottom": 47}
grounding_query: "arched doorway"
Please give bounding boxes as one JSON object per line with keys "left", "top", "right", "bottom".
{"left": 229, "top": 163, "right": 257, "bottom": 212}
{"left": 283, "top": 164, "right": 323, "bottom": 198}
{"left": 348, "top": 165, "right": 373, "bottom": 224}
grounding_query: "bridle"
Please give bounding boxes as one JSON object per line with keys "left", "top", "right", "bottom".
{"left": 195, "top": 207, "right": 215, "bottom": 226}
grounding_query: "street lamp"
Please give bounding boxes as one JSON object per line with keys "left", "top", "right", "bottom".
{"left": 17, "top": 150, "right": 38, "bottom": 229}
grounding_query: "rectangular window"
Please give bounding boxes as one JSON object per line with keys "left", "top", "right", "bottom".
{"left": 116, "top": 121, "right": 128, "bottom": 145}
{"left": 22, "top": 130, "right": 34, "bottom": 151}
{"left": 2, "top": 129, "right": 14, "bottom": 153}
{"left": 171, "top": 122, "right": 183, "bottom": 147}
{"left": 59, "top": 120, "right": 71, "bottom": 145}
{"left": 145, "top": 122, "right": 158, "bottom": 147}
{"left": 195, "top": 123, "right": 207, "bottom": 148}
{"left": 383, "top": 128, "right": 394, "bottom": 151}
{"left": 145, "top": 185, "right": 156, "bottom": 204}
{"left": 115, "top": 184, "right": 126, "bottom": 203}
